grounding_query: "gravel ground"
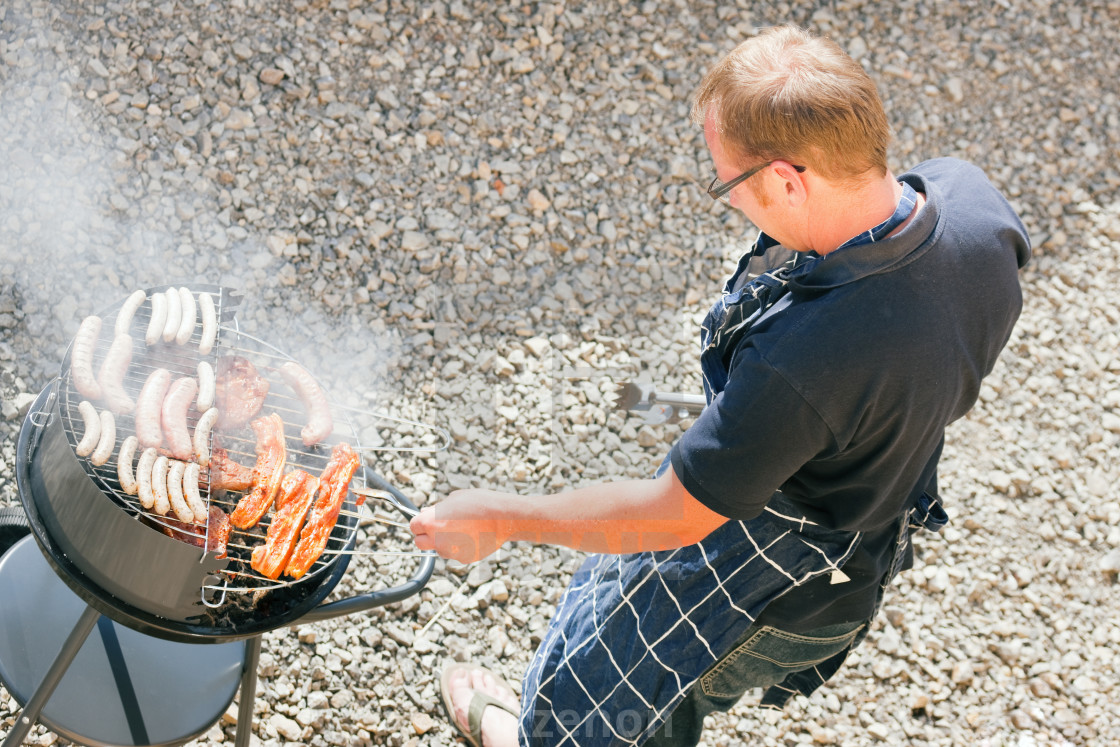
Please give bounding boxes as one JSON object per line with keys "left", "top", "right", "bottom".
{"left": 2, "top": 1, "right": 1119, "bottom": 745}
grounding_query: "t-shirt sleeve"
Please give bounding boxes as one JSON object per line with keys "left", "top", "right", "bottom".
{"left": 670, "top": 347, "right": 836, "bottom": 520}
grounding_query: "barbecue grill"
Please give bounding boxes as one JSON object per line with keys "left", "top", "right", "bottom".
{"left": 1, "top": 285, "right": 439, "bottom": 746}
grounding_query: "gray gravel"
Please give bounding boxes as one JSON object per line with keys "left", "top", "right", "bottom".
{"left": 2, "top": 1, "right": 1119, "bottom": 745}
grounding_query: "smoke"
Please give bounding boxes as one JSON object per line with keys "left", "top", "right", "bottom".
{"left": 0, "top": 5, "right": 420, "bottom": 460}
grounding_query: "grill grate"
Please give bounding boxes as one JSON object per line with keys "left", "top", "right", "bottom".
{"left": 58, "top": 286, "right": 368, "bottom": 595}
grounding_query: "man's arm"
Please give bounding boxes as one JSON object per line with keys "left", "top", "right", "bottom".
{"left": 409, "top": 468, "right": 729, "bottom": 564}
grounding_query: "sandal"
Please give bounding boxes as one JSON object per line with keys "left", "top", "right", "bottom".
{"left": 439, "top": 662, "right": 520, "bottom": 747}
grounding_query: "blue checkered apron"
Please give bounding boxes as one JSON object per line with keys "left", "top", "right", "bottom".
{"left": 518, "top": 186, "right": 946, "bottom": 745}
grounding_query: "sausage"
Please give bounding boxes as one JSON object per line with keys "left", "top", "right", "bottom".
{"left": 279, "top": 361, "right": 333, "bottom": 446}
{"left": 196, "top": 360, "right": 215, "bottom": 412}
{"left": 161, "top": 288, "right": 182, "bottom": 343}
{"left": 97, "top": 334, "right": 135, "bottom": 414}
{"left": 151, "top": 455, "right": 171, "bottom": 515}
{"left": 72, "top": 316, "right": 103, "bottom": 400}
{"left": 117, "top": 435, "right": 139, "bottom": 495}
{"left": 175, "top": 287, "right": 196, "bottom": 345}
{"left": 145, "top": 292, "right": 167, "bottom": 346}
{"left": 161, "top": 377, "right": 198, "bottom": 460}
{"left": 75, "top": 400, "right": 101, "bottom": 457}
{"left": 90, "top": 409, "right": 116, "bottom": 467}
{"left": 183, "top": 462, "right": 208, "bottom": 524}
{"left": 135, "top": 368, "right": 171, "bottom": 448}
{"left": 137, "top": 447, "right": 159, "bottom": 510}
{"left": 114, "top": 290, "right": 147, "bottom": 337}
{"left": 193, "top": 407, "right": 219, "bottom": 468}
{"left": 166, "top": 460, "right": 194, "bottom": 523}
{"left": 198, "top": 292, "right": 217, "bottom": 355}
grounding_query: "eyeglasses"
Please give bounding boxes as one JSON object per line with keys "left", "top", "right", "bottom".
{"left": 706, "top": 162, "right": 806, "bottom": 204}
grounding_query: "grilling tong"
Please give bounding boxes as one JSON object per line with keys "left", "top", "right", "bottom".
{"left": 611, "top": 382, "right": 706, "bottom": 425}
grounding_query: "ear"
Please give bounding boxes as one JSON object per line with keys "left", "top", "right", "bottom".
{"left": 772, "top": 161, "right": 808, "bottom": 207}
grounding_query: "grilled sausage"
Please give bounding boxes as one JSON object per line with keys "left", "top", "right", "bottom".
{"left": 90, "top": 409, "right": 116, "bottom": 467}
{"left": 136, "top": 368, "right": 171, "bottom": 449}
{"left": 145, "top": 292, "right": 167, "bottom": 346}
{"left": 98, "top": 334, "right": 135, "bottom": 414}
{"left": 151, "top": 455, "right": 171, "bottom": 515}
{"left": 75, "top": 400, "right": 101, "bottom": 457}
{"left": 72, "top": 316, "right": 103, "bottom": 400}
{"left": 183, "top": 462, "right": 208, "bottom": 524}
{"left": 137, "top": 447, "right": 159, "bottom": 509}
{"left": 196, "top": 360, "right": 215, "bottom": 412}
{"left": 175, "top": 287, "right": 196, "bottom": 345}
{"left": 114, "top": 290, "right": 147, "bottom": 337}
{"left": 193, "top": 407, "right": 219, "bottom": 468}
{"left": 279, "top": 361, "right": 333, "bottom": 446}
{"left": 198, "top": 292, "right": 217, "bottom": 355}
{"left": 161, "top": 287, "right": 182, "bottom": 343}
{"left": 161, "top": 377, "right": 198, "bottom": 460}
{"left": 167, "top": 459, "right": 194, "bottom": 523}
{"left": 117, "top": 435, "right": 140, "bottom": 495}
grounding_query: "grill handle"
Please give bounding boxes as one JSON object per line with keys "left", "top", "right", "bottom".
{"left": 295, "top": 467, "right": 434, "bottom": 623}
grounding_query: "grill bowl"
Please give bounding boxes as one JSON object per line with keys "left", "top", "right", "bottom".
{"left": 14, "top": 286, "right": 433, "bottom": 642}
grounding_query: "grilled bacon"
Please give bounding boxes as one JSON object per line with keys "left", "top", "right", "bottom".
{"left": 229, "top": 414, "right": 287, "bottom": 529}
{"left": 285, "top": 442, "right": 360, "bottom": 579}
{"left": 250, "top": 469, "right": 319, "bottom": 580}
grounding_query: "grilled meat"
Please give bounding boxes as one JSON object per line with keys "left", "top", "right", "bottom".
{"left": 229, "top": 413, "right": 287, "bottom": 529}
{"left": 215, "top": 355, "right": 269, "bottom": 431}
{"left": 251, "top": 469, "right": 320, "bottom": 580}
{"left": 285, "top": 442, "right": 360, "bottom": 579}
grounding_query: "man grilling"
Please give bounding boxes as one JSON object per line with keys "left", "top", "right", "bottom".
{"left": 412, "top": 25, "right": 1029, "bottom": 747}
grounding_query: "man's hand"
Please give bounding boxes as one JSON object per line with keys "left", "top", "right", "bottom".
{"left": 409, "top": 489, "right": 514, "bottom": 564}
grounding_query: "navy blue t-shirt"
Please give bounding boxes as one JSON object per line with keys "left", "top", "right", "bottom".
{"left": 671, "top": 158, "right": 1030, "bottom": 628}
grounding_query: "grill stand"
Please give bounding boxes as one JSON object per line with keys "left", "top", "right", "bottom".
{"left": 2, "top": 603, "right": 100, "bottom": 747}
{"left": 0, "top": 535, "right": 253, "bottom": 747}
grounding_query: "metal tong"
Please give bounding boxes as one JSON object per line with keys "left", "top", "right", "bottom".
{"left": 610, "top": 382, "right": 706, "bottom": 425}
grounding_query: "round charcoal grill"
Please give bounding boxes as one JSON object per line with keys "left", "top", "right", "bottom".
{"left": 2, "top": 285, "right": 437, "bottom": 746}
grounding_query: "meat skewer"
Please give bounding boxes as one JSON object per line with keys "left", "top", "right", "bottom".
{"left": 285, "top": 442, "right": 360, "bottom": 579}
{"left": 229, "top": 414, "right": 287, "bottom": 529}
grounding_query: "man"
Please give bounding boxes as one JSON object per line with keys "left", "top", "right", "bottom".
{"left": 412, "top": 25, "right": 1029, "bottom": 747}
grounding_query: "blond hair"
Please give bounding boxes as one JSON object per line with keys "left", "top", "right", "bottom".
{"left": 691, "top": 25, "right": 890, "bottom": 181}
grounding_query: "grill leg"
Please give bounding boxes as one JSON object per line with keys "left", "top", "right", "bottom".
{"left": 233, "top": 635, "right": 262, "bottom": 747}
{"left": 2, "top": 605, "right": 100, "bottom": 747}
